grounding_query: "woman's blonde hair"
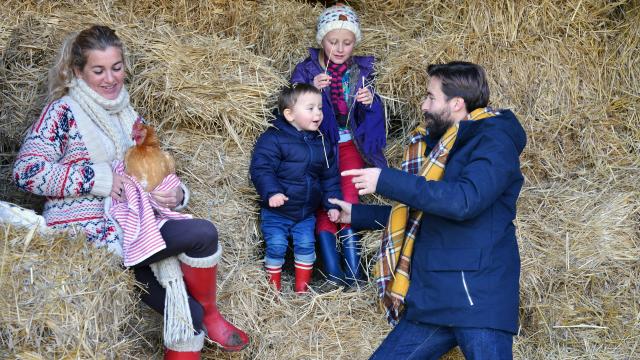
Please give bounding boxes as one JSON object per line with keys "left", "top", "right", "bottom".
{"left": 48, "top": 25, "right": 124, "bottom": 101}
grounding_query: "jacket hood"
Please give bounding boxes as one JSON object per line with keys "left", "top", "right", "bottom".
{"left": 458, "top": 109, "right": 526, "bottom": 155}
{"left": 271, "top": 115, "right": 322, "bottom": 140}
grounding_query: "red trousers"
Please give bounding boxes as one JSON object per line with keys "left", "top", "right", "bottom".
{"left": 316, "top": 140, "right": 364, "bottom": 233}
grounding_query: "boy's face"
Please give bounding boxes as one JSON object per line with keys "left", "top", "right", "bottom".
{"left": 284, "top": 92, "right": 323, "bottom": 132}
{"left": 321, "top": 29, "right": 356, "bottom": 65}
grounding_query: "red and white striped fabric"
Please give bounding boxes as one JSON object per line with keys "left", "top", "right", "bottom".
{"left": 109, "top": 161, "right": 191, "bottom": 266}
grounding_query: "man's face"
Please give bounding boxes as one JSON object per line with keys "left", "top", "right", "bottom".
{"left": 421, "top": 77, "right": 454, "bottom": 139}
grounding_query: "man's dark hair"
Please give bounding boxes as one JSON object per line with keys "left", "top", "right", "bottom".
{"left": 278, "top": 83, "right": 322, "bottom": 114}
{"left": 427, "top": 61, "right": 490, "bottom": 112}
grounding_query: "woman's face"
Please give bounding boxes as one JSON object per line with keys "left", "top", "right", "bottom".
{"left": 75, "top": 46, "right": 125, "bottom": 100}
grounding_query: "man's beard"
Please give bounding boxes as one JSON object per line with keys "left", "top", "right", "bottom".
{"left": 423, "top": 109, "right": 453, "bottom": 140}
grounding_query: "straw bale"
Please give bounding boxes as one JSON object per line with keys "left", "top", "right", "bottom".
{"left": 0, "top": 15, "right": 60, "bottom": 152}
{"left": 1, "top": 0, "right": 639, "bottom": 358}
{"left": 216, "top": 0, "right": 320, "bottom": 76}
{"left": 515, "top": 176, "right": 640, "bottom": 358}
{"left": 0, "top": 225, "right": 150, "bottom": 358}
{"left": 125, "top": 27, "right": 287, "bottom": 145}
{"left": 117, "top": 0, "right": 320, "bottom": 76}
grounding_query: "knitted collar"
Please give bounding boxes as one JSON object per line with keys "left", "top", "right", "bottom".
{"left": 68, "top": 78, "right": 138, "bottom": 159}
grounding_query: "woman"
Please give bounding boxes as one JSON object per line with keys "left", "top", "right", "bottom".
{"left": 13, "top": 25, "right": 249, "bottom": 359}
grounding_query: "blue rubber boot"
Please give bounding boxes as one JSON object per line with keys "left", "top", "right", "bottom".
{"left": 317, "top": 231, "right": 347, "bottom": 285}
{"left": 340, "top": 228, "right": 363, "bottom": 286}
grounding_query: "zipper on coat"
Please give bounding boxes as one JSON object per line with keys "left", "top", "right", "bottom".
{"left": 461, "top": 271, "right": 474, "bottom": 306}
{"left": 318, "top": 131, "right": 329, "bottom": 168}
{"left": 302, "top": 136, "right": 313, "bottom": 219}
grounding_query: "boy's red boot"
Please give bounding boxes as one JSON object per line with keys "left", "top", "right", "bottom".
{"left": 294, "top": 261, "right": 313, "bottom": 293}
{"left": 179, "top": 250, "right": 250, "bottom": 352}
{"left": 266, "top": 265, "right": 282, "bottom": 291}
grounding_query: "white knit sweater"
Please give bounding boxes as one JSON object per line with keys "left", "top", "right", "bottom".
{"left": 13, "top": 95, "right": 188, "bottom": 255}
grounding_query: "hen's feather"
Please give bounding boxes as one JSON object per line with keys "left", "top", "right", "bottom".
{"left": 124, "top": 124, "right": 175, "bottom": 192}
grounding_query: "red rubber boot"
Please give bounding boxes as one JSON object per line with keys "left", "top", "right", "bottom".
{"left": 179, "top": 251, "right": 249, "bottom": 352}
{"left": 294, "top": 261, "right": 313, "bottom": 294}
{"left": 266, "top": 265, "right": 282, "bottom": 291}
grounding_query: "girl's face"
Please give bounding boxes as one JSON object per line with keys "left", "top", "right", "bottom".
{"left": 74, "top": 46, "right": 125, "bottom": 100}
{"left": 321, "top": 29, "right": 356, "bottom": 65}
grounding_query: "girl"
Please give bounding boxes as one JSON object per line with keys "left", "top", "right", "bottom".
{"left": 291, "top": 3, "right": 387, "bottom": 287}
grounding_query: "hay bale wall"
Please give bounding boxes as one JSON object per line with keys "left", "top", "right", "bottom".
{"left": 1, "top": 0, "right": 638, "bottom": 359}
{"left": 0, "top": 226, "right": 150, "bottom": 359}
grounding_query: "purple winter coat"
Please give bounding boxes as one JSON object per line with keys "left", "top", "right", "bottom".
{"left": 290, "top": 48, "right": 387, "bottom": 168}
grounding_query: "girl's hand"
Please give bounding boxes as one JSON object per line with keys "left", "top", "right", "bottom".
{"left": 111, "top": 172, "right": 134, "bottom": 202}
{"left": 151, "top": 186, "right": 184, "bottom": 209}
{"left": 313, "top": 73, "right": 331, "bottom": 90}
{"left": 356, "top": 87, "right": 374, "bottom": 105}
{"left": 268, "top": 193, "right": 289, "bottom": 208}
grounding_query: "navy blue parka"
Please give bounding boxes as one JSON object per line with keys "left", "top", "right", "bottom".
{"left": 250, "top": 116, "right": 342, "bottom": 221}
{"left": 352, "top": 110, "right": 526, "bottom": 334}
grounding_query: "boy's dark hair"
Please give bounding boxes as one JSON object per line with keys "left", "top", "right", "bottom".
{"left": 278, "top": 83, "right": 322, "bottom": 115}
{"left": 427, "top": 62, "right": 490, "bottom": 112}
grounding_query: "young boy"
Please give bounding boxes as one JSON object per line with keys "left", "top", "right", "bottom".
{"left": 250, "top": 83, "right": 342, "bottom": 293}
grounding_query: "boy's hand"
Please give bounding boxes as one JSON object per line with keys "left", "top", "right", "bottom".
{"left": 268, "top": 193, "right": 289, "bottom": 207}
{"left": 313, "top": 73, "right": 331, "bottom": 90}
{"left": 327, "top": 208, "right": 340, "bottom": 222}
{"left": 328, "top": 198, "right": 352, "bottom": 224}
{"left": 356, "top": 87, "right": 374, "bottom": 105}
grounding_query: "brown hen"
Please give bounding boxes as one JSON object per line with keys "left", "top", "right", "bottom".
{"left": 124, "top": 120, "right": 175, "bottom": 192}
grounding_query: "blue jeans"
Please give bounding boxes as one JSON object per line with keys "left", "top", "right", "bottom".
{"left": 260, "top": 208, "right": 316, "bottom": 267}
{"left": 370, "top": 318, "right": 513, "bottom": 360}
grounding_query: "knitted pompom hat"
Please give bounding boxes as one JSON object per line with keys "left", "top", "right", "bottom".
{"left": 316, "top": 3, "right": 362, "bottom": 45}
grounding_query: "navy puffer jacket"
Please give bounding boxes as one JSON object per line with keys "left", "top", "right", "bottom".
{"left": 250, "top": 116, "right": 342, "bottom": 221}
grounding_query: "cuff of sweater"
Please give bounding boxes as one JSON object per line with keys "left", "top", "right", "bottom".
{"left": 174, "top": 183, "right": 190, "bottom": 211}
{"left": 165, "top": 331, "right": 205, "bottom": 352}
{"left": 178, "top": 246, "right": 222, "bottom": 268}
{"left": 90, "top": 162, "right": 113, "bottom": 197}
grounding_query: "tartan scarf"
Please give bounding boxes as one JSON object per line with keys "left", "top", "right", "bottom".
{"left": 326, "top": 61, "right": 349, "bottom": 116}
{"left": 374, "top": 107, "right": 499, "bottom": 324}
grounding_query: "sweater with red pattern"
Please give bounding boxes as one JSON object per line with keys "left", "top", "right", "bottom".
{"left": 13, "top": 96, "right": 135, "bottom": 254}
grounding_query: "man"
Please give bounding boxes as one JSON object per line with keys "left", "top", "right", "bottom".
{"left": 329, "top": 61, "right": 527, "bottom": 359}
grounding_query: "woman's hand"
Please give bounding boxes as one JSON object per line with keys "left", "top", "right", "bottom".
{"left": 151, "top": 186, "right": 184, "bottom": 209}
{"left": 356, "top": 87, "right": 374, "bottom": 105}
{"left": 111, "top": 173, "right": 134, "bottom": 202}
{"left": 313, "top": 73, "right": 331, "bottom": 90}
{"left": 328, "top": 198, "right": 353, "bottom": 224}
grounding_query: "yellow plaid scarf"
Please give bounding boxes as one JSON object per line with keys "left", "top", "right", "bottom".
{"left": 374, "top": 108, "right": 498, "bottom": 324}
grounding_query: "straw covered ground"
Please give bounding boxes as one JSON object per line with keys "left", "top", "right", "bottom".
{"left": 0, "top": 0, "right": 638, "bottom": 359}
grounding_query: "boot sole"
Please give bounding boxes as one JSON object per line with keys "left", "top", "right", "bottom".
{"left": 205, "top": 337, "right": 250, "bottom": 352}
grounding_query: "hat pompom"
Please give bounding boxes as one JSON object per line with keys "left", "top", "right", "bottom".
{"left": 316, "top": 4, "right": 362, "bottom": 45}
